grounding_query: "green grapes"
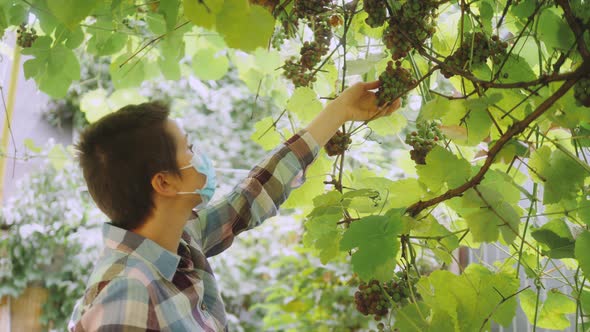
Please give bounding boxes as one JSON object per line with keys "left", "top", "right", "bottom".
{"left": 442, "top": 32, "right": 508, "bottom": 78}
{"left": 405, "top": 121, "right": 445, "bottom": 165}
{"left": 364, "top": 0, "right": 387, "bottom": 28}
{"left": 382, "top": 0, "right": 439, "bottom": 60}
{"left": 376, "top": 61, "right": 417, "bottom": 107}
{"left": 354, "top": 272, "right": 420, "bottom": 321}
{"left": 574, "top": 76, "right": 590, "bottom": 107}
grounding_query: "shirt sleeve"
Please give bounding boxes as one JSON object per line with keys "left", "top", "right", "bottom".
{"left": 186, "top": 129, "right": 320, "bottom": 257}
{"left": 69, "top": 278, "right": 160, "bottom": 332}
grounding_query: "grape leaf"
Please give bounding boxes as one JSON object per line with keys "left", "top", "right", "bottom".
{"left": 80, "top": 89, "right": 109, "bottom": 123}
{"left": 520, "top": 289, "right": 576, "bottom": 330}
{"left": 251, "top": 117, "right": 283, "bottom": 151}
{"left": 110, "top": 54, "right": 146, "bottom": 89}
{"left": 216, "top": 0, "right": 275, "bottom": 51}
{"left": 47, "top": 0, "right": 97, "bottom": 28}
{"left": 537, "top": 9, "right": 575, "bottom": 52}
{"left": 531, "top": 219, "right": 575, "bottom": 259}
{"left": 417, "top": 264, "right": 519, "bottom": 331}
{"left": 339, "top": 215, "right": 402, "bottom": 281}
{"left": 192, "top": 48, "right": 229, "bottom": 80}
{"left": 394, "top": 302, "right": 435, "bottom": 332}
{"left": 286, "top": 87, "right": 323, "bottom": 124}
{"left": 22, "top": 36, "right": 81, "bottom": 98}
{"left": 86, "top": 18, "right": 127, "bottom": 56}
{"left": 529, "top": 146, "right": 588, "bottom": 204}
{"left": 416, "top": 146, "right": 472, "bottom": 193}
{"left": 367, "top": 112, "right": 407, "bottom": 137}
{"left": 575, "top": 231, "right": 590, "bottom": 279}
{"left": 303, "top": 213, "right": 344, "bottom": 264}
{"left": 183, "top": 0, "right": 224, "bottom": 29}
{"left": 465, "top": 201, "right": 521, "bottom": 244}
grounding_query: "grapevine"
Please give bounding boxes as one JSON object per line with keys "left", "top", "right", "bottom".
{"left": 16, "top": 23, "right": 38, "bottom": 49}
{"left": 376, "top": 61, "right": 416, "bottom": 107}
{"left": 404, "top": 121, "right": 445, "bottom": 165}
{"left": 383, "top": 0, "right": 440, "bottom": 60}
{"left": 441, "top": 32, "right": 508, "bottom": 78}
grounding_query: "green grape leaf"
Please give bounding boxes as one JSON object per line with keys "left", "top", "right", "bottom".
{"left": 86, "top": 18, "right": 128, "bottom": 56}
{"left": 340, "top": 215, "right": 402, "bottom": 281}
{"left": 22, "top": 36, "right": 81, "bottom": 98}
{"left": 283, "top": 153, "right": 332, "bottom": 211}
{"left": 394, "top": 302, "right": 434, "bottom": 332}
{"left": 529, "top": 146, "right": 588, "bottom": 204}
{"left": 110, "top": 54, "right": 146, "bottom": 89}
{"left": 192, "top": 48, "right": 229, "bottom": 80}
{"left": 183, "top": 0, "right": 224, "bottom": 29}
{"left": 537, "top": 9, "right": 575, "bottom": 52}
{"left": 520, "top": 289, "right": 576, "bottom": 330}
{"left": 495, "top": 54, "right": 536, "bottom": 83}
{"left": 511, "top": 0, "right": 537, "bottom": 19}
{"left": 367, "top": 112, "right": 407, "bottom": 136}
{"left": 251, "top": 117, "right": 283, "bottom": 150}
{"left": 47, "top": 0, "right": 97, "bottom": 28}
{"left": 286, "top": 87, "right": 323, "bottom": 124}
{"left": 303, "top": 213, "right": 344, "bottom": 264}
{"left": 416, "top": 146, "right": 472, "bottom": 192}
{"left": 417, "top": 264, "right": 519, "bottom": 331}
{"left": 216, "top": 0, "right": 275, "bottom": 51}
{"left": 418, "top": 96, "right": 456, "bottom": 121}
{"left": 531, "top": 219, "right": 575, "bottom": 259}
{"left": 158, "top": 0, "right": 180, "bottom": 31}
{"left": 575, "top": 231, "right": 590, "bottom": 279}
{"left": 386, "top": 178, "right": 427, "bottom": 209}
{"left": 465, "top": 201, "right": 520, "bottom": 244}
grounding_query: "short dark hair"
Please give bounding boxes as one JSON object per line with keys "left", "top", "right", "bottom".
{"left": 75, "top": 102, "right": 181, "bottom": 230}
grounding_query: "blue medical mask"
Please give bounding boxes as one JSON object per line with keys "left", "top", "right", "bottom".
{"left": 177, "top": 151, "right": 217, "bottom": 209}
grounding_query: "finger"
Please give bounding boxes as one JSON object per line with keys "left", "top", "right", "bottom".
{"left": 363, "top": 80, "right": 381, "bottom": 90}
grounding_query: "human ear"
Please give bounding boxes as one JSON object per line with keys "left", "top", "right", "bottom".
{"left": 151, "top": 172, "right": 179, "bottom": 197}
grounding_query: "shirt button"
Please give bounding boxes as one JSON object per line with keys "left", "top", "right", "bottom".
{"left": 201, "top": 302, "right": 207, "bottom": 311}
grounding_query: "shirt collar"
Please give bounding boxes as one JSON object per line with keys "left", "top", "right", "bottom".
{"left": 102, "top": 222, "right": 181, "bottom": 281}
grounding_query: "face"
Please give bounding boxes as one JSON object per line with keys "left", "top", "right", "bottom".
{"left": 163, "top": 119, "right": 206, "bottom": 203}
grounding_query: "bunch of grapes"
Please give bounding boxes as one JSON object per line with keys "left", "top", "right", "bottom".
{"left": 364, "top": 0, "right": 388, "bottom": 28}
{"left": 574, "top": 76, "right": 590, "bottom": 107}
{"left": 282, "top": 17, "right": 332, "bottom": 86}
{"left": 283, "top": 58, "right": 317, "bottom": 87}
{"left": 405, "top": 121, "right": 445, "bottom": 165}
{"left": 385, "top": 271, "right": 420, "bottom": 307}
{"left": 16, "top": 23, "right": 38, "bottom": 48}
{"left": 354, "top": 272, "right": 420, "bottom": 321}
{"left": 442, "top": 32, "right": 508, "bottom": 78}
{"left": 300, "top": 41, "right": 327, "bottom": 69}
{"left": 325, "top": 130, "right": 352, "bottom": 156}
{"left": 293, "top": 0, "right": 332, "bottom": 19}
{"left": 354, "top": 279, "right": 391, "bottom": 320}
{"left": 376, "top": 61, "right": 417, "bottom": 107}
{"left": 382, "top": 0, "right": 439, "bottom": 60}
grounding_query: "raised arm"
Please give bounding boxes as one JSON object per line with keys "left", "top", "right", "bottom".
{"left": 186, "top": 81, "right": 400, "bottom": 257}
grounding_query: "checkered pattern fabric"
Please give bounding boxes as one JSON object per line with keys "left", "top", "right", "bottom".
{"left": 68, "top": 130, "right": 319, "bottom": 331}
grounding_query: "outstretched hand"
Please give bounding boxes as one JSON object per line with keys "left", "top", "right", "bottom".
{"left": 326, "top": 80, "right": 402, "bottom": 122}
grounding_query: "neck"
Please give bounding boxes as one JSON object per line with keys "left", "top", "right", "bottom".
{"left": 132, "top": 205, "right": 192, "bottom": 253}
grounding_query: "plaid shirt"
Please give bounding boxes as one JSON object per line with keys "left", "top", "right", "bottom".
{"left": 68, "top": 130, "right": 319, "bottom": 331}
